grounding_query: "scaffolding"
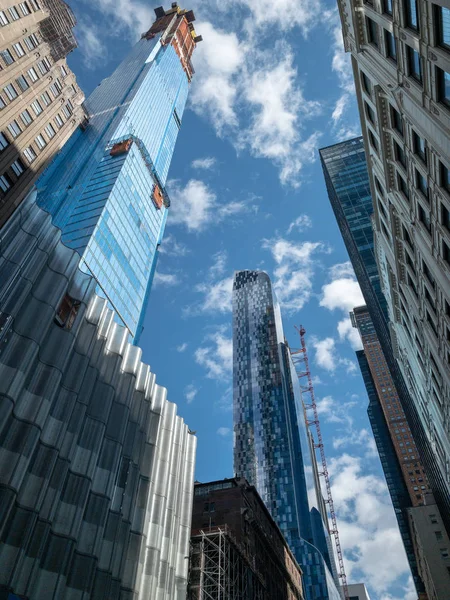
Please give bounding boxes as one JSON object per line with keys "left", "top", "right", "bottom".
{"left": 188, "top": 526, "right": 266, "bottom": 600}
{"left": 290, "top": 326, "right": 349, "bottom": 600}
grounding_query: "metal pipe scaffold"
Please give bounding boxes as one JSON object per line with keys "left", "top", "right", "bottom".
{"left": 290, "top": 325, "right": 349, "bottom": 600}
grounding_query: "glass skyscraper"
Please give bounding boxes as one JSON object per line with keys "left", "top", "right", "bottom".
{"left": 35, "top": 4, "right": 202, "bottom": 342}
{"left": 319, "top": 138, "right": 450, "bottom": 533}
{"left": 232, "top": 270, "right": 341, "bottom": 600}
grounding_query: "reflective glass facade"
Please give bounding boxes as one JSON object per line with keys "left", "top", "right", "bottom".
{"left": 232, "top": 270, "right": 341, "bottom": 600}
{"left": 35, "top": 9, "right": 196, "bottom": 341}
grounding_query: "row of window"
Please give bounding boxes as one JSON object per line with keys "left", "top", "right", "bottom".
{"left": 0, "top": 32, "right": 40, "bottom": 69}
{"left": 0, "top": 1, "right": 40, "bottom": 27}
{"left": 366, "top": 14, "right": 450, "bottom": 107}
{"left": 365, "top": 0, "right": 449, "bottom": 46}
{"left": 0, "top": 56, "right": 53, "bottom": 109}
{"left": 0, "top": 158, "right": 25, "bottom": 198}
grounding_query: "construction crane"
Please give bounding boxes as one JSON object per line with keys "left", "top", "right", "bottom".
{"left": 290, "top": 325, "right": 349, "bottom": 600}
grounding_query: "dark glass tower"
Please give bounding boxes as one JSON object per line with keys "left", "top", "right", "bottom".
{"left": 319, "top": 137, "right": 450, "bottom": 534}
{"left": 232, "top": 270, "right": 341, "bottom": 600}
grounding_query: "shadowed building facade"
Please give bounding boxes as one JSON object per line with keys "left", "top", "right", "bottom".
{"left": 0, "top": 0, "right": 86, "bottom": 227}
{"left": 232, "top": 270, "right": 341, "bottom": 600}
{"left": 0, "top": 193, "right": 196, "bottom": 600}
{"left": 320, "top": 136, "right": 450, "bottom": 534}
{"left": 334, "top": 0, "right": 450, "bottom": 529}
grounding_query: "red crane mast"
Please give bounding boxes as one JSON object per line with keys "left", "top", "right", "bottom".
{"left": 290, "top": 325, "right": 349, "bottom": 600}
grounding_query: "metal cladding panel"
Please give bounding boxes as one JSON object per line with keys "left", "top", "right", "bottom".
{"left": 0, "top": 193, "right": 196, "bottom": 600}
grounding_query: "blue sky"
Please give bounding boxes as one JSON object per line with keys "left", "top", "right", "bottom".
{"left": 67, "top": 1, "right": 416, "bottom": 598}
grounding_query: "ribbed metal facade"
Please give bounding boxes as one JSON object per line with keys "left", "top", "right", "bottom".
{"left": 0, "top": 192, "right": 196, "bottom": 600}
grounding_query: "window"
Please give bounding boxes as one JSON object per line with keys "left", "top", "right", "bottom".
{"left": 24, "top": 33, "right": 39, "bottom": 50}
{"left": 1, "top": 49, "right": 15, "bottom": 66}
{"left": 416, "top": 170, "right": 428, "bottom": 198}
{"left": 436, "top": 67, "right": 450, "bottom": 107}
{"left": 61, "top": 64, "right": 68, "bottom": 77}
{"left": 405, "top": 0, "right": 419, "bottom": 30}
{"left": 30, "top": 0, "right": 41, "bottom": 9}
{"left": 16, "top": 75, "right": 29, "bottom": 92}
{"left": 435, "top": 6, "right": 450, "bottom": 50}
{"left": 441, "top": 162, "right": 450, "bottom": 193}
{"left": 35, "top": 133, "right": 46, "bottom": 149}
{"left": 440, "top": 548, "right": 449, "bottom": 559}
{"left": 62, "top": 103, "right": 72, "bottom": 119}
{"left": 0, "top": 132, "right": 9, "bottom": 151}
{"left": 41, "top": 91, "right": 51, "bottom": 106}
{"left": 398, "top": 173, "right": 409, "bottom": 200}
{"left": 394, "top": 141, "right": 406, "bottom": 168}
{"left": 442, "top": 203, "right": 450, "bottom": 231}
{"left": 54, "top": 294, "right": 80, "bottom": 329}
{"left": 23, "top": 145, "right": 36, "bottom": 163}
{"left": 45, "top": 123, "right": 55, "bottom": 139}
{"left": 423, "top": 260, "right": 435, "bottom": 287}
{"left": 13, "top": 42, "right": 25, "bottom": 58}
{"left": 413, "top": 131, "right": 426, "bottom": 163}
{"left": 443, "top": 240, "right": 450, "bottom": 264}
{"left": 8, "top": 6, "right": 21, "bottom": 21}
{"left": 391, "top": 106, "right": 403, "bottom": 135}
{"left": 11, "top": 158, "right": 25, "bottom": 177}
{"left": 368, "top": 129, "right": 379, "bottom": 152}
{"left": 407, "top": 46, "right": 422, "bottom": 83}
{"left": 4, "top": 83, "right": 18, "bottom": 101}
{"left": 385, "top": 30, "right": 397, "bottom": 61}
{"left": 0, "top": 11, "right": 9, "bottom": 26}
{"left": 367, "top": 17, "right": 380, "bottom": 49}
{"left": 365, "top": 101, "right": 376, "bottom": 125}
{"left": 31, "top": 99, "right": 42, "bottom": 115}
{"left": 383, "top": 0, "right": 393, "bottom": 15}
{"left": 49, "top": 83, "right": 60, "bottom": 98}
{"left": 20, "top": 109, "right": 32, "bottom": 126}
{"left": 7, "top": 120, "right": 22, "bottom": 139}
{"left": 27, "top": 67, "right": 39, "bottom": 82}
{"left": 19, "top": 2, "right": 31, "bottom": 16}
{"left": 419, "top": 204, "right": 431, "bottom": 233}
{"left": 0, "top": 173, "right": 12, "bottom": 193}
{"left": 54, "top": 113, "right": 64, "bottom": 128}
{"left": 362, "top": 71, "right": 372, "bottom": 96}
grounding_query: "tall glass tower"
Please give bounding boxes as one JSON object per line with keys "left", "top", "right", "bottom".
{"left": 35, "top": 4, "right": 202, "bottom": 342}
{"left": 232, "top": 270, "right": 341, "bottom": 600}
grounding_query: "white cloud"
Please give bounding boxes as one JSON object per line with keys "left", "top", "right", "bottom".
{"left": 79, "top": 0, "right": 153, "bottom": 39}
{"left": 77, "top": 23, "right": 108, "bottom": 69}
{"left": 153, "top": 272, "right": 180, "bottom": 286}
{"left": 159, "top": 234, "right": 190, "bottom": 257}
{"left": 320, "top": 278, "right": 364, "bottom": 313}
{"left": 195, "top": 328, "right": 233, "bottom": 381}
{"left": 168, "top": 179, "right": 217, "bottom": 232}
{"left": 287, "top": 214, "right": 312, "bottom": 234}
{"left": 263, "top": 238, "right": 328, "bottom": 313}
{"left": 168, "top": 179, "right": 253, "bottom": 232}
{"left": 177, "top": 343, "right": 188, "bottom": 353}
{"left": 238, "top": 0, "right": 321, "bottom": 33}
{"left": 184, "top": 384, "right": 198, "bottom": 404}
{"left": 329, "top": 454, "right": 412, "bottom": 595}
{"left": 338, "top": 318, "right": 363, "bottom": 350}
{"left": 312, "top": 337, "right": 357, "bottom": 374}
{"left": 190, "top": 21, "right": 242, "bottom": 131}
{"left": 196, "top": 277, "right": 234, "bottom": 314}
{"left": 217, "top": 426, "right": 231, "bottom": 437}
{"left": 191, "top": 157, "right": 217, "bottom": 170}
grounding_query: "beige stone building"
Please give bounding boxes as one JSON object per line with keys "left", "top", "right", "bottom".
{"left": 337, "top": 0, "right": 450, "bottom": 518}
{"left": 0, "top": 0, "right": 86, "bottom": 227}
